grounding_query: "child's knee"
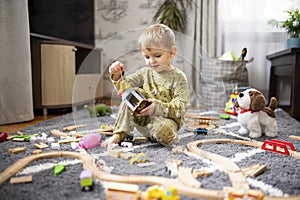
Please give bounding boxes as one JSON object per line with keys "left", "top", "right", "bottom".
{"left": 151, "top": 123, "right": 178, "bottom": 146}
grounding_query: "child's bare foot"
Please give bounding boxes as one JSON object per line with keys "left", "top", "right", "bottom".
{"left": 101, "top": 135, "right": 120, "bottom": 149}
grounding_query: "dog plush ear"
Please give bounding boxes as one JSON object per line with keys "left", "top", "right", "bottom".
{"left": 249, "top": 91, "right": 266, "bottom": 111}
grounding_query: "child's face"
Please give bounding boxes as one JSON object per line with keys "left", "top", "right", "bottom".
{"left": 140, "top": 47, "right": 176, "bottom": 73}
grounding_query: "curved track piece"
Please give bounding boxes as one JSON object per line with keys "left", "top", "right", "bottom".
{"left": 187, "top": 140, "right": 249, "bottom": 190}
{"left": 0, "top": 151, "right": 223, "bottom": 199}
{"left": 1, "top": 138, "right": 300, "bottom": 200}
{"left": 186, "top": 138, "right": 300, "bottom": 200}
{"left": 178, "top": 167, "right": 201, "bottom": 188}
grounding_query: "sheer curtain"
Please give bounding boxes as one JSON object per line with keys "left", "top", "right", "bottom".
{"left": 0, "top": 0, "right": 33, "bottom": 125}
{"left": 217, "top": 0, "right": 300, "bottom": 99}
{"left": 179, "top": 0, "right": 218, "bottom": 107}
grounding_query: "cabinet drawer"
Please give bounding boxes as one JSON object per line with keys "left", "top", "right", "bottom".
{"left": 41, "top": 44, "right": 76, "bottom": 106}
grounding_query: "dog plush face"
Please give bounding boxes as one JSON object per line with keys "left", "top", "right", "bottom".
{"left": 236, "top": 88, "right": 266, "bottom": 111}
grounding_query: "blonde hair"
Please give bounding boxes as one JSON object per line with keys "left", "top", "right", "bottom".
{"left": 138, "top": 24, "right": 175, "bottom": 50}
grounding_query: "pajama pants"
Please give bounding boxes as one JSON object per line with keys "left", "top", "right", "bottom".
{"left": 113, "top": 101, "right": 179, "bottom": 146}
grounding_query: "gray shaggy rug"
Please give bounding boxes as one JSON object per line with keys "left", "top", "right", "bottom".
{"left": 0, "top": 108, "right": 300, "bottom": 200}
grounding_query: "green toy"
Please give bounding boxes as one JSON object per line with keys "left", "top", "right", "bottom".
{"left": 13, "top": 134, "right": 39, "bottom": 142}
{"left": 54, "top": 164, "right": 65, "bottom": 176}
{"left": 84, "top": 104, "right": 112, "bottom": 117}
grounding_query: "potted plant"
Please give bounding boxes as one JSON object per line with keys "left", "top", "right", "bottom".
{"left": 268, "top": 8, "right": 300, "bottom": 48}
{"left": 152, "top": 0, "right": 192, "bottom": 32}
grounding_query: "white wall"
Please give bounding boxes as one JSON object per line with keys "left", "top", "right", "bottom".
{"left": 217, "top": 0, "right": 300, "bottom": 99}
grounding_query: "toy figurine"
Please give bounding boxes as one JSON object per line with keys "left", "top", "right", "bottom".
{"left": 223, "top": 85, "right": 239, "bottom": 115}
{"left": 239, "top": 48, "right": 247, "bottom": 61}
{"left": 84, "top": 104, "right": 112, "bottom": 117}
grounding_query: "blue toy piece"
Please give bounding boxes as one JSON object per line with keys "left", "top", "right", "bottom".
{"left": 193, "top": 128, "right": 208, "bottom": 135}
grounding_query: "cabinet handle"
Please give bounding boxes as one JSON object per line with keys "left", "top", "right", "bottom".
{"left": 72, "top": 48, "right": 77, "bottom": 52}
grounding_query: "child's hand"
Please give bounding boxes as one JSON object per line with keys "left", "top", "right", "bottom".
{"left": 109, "top": 61, "right": 124, "bottom": 80}
{"left": 138, "top": 99, "right": 156, "bottom": 116}
{"left": 101, "top": 135, "right": 120, "bottom": 149}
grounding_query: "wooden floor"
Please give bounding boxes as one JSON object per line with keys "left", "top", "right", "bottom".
{"left": 0, "top": 115, "right": 63, "bottom": 134}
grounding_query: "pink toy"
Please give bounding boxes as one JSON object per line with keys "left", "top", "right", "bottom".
{"left": 78, "top": 133, "right": 101, "bottom": 149}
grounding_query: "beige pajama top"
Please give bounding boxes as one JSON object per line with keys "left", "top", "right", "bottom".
{"left": 112, "top": 67, "right": 190, "bottom": 128}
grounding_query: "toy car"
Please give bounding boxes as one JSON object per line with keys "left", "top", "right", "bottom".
{"left": 121, "top": 141, "right": 133, "bottom": 148}
{"left": 130, "top": 152, "right": 149, "bottom": 165}
{"left": 193, "top": 128, "right": 208, "bottom": 135}
{"left": 165, "top": 162, "right": 178, "bottom": 177}
{"left": 146, "top": 185, "right": 180, "bottom": 200}
{"left": 132, "top": 136, "right": 148, "bottom": 144}
{"left": 79, "top": 170, "right": 94, "bottom": 191}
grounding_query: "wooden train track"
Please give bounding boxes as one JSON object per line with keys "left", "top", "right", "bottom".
{"left": 178, "top": 167, "right": 201, "bottom": 188}
{"left": 187, "top": 140, "right": 249, "bottom": 191}
{"left": 1, "top": 138, "right": 300, "bottom": 199}
{"left": 0, "top": 151, "right": 223, "bottom": 199}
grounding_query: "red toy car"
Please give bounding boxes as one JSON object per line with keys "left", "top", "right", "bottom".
{"left": 0, "top": 132, "right": 8, "bottom": 142}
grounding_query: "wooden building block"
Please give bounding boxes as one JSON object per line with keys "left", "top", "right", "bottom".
{"left": 33, "top": 149, "right": 42, "bottom": 154}
{"left": 287, "top": 135, "right": 300, "bottom": 141}
{"left": 107, "top": 182, "right": 141, "bottom": 200}
{"left": 109, "top": 149, "right": 123, "bottom": 158}
{"left": 119, "top": 152, "right": 136, "bottom": 160}
{"left": 10, "top": 175, "right": 32, "bottom": 184}
{"left": 6, "top": 136, "right": 14, "bottom": 140}
{"left": 16, "top": 131, "right": 25, "bottom": 136}
{"left": 58, "top": 138, "right": 79, "bottom": 144}
{"left": 12, "top": 138, "right": 25, "bottom": 142}
{"left": 34, "top": 142, "right": 49, "bottom": 149}
{"left": 241, "top": 164, "right": 266, "bottom": 177}
{"left": 50, "top": 129, "right": 68, "bottom": 137}
{"left": 166, "top": 159, "right": 182, "bottom": 166}
{"left": 193, "top": 169, "right": 211, "bottom": 178}
{"left": 63, "top": 124, "right": 86, "bottom": 131}
{"left": 171, "top": 146, "right": 186, "bottom": 154}
{"left": 8, "top": 147, "right": 27, "bottom": 154}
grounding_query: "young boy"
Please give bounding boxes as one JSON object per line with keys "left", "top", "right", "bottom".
{"left": 102, "top": 24, "right": 190, "bottom": 147}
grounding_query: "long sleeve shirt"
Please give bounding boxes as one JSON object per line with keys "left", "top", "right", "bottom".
{"left": 111, "top": 67, "right": 190, "bottom": 127}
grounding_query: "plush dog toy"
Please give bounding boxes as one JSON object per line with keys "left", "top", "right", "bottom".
{"left": 234, "top": 88, "right": 278, "bottom": 138}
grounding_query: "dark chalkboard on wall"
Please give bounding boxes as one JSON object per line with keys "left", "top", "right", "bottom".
{"left": 28, "top": 0, "right": 94, "bottom": 45}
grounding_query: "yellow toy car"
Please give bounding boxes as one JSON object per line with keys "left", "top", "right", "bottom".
{"left": 146, "top": 185, "right": 180, "bottom": 200}
{"left": 130, "top": 152, "right": 149, "bottom": 165}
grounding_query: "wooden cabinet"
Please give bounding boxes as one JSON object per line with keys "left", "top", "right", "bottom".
{"left": 31, "top": 34, "right": 103, "bottom": 115}
{"left": 41, "top": 44, "right": 76, "bottom": 106}
{"left": 266, "top": 48, "right": 300, "bottom": 122}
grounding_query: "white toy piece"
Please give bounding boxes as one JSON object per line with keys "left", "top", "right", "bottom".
{"left": 234, "top": 88, "right": 278, "bottom": 138}
{"left": 50, "top": 143, "right": 61, "bottom": 150}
